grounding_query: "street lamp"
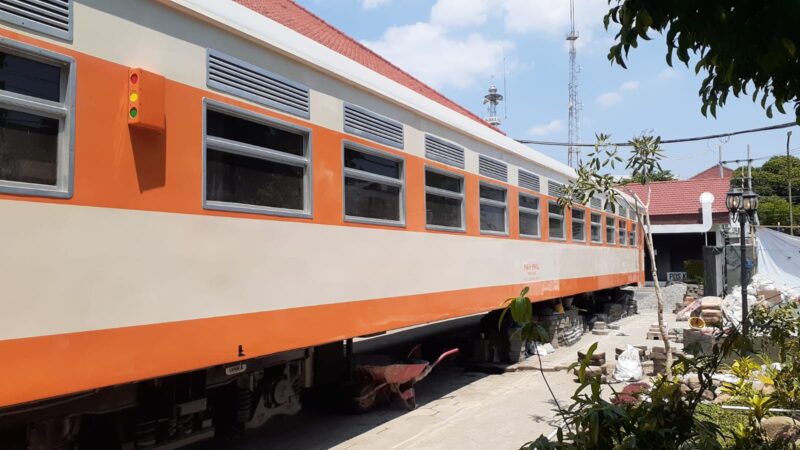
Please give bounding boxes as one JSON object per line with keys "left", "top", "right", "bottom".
{"left": 726, "top": 187, "right": 759, "bottom": 334}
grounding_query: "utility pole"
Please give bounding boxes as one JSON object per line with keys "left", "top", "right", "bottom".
{"left": 789, "top": 131, "right": 794, "bottom": 235}
{"left": 747, "top": 144, "right": 752, "bottom": 191}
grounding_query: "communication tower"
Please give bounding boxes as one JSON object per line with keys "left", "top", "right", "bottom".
{"left": 484, "top": 81, "right": 503, "bottom": 127}
{"left": 567, "top": 0, "right": 581, "bottom": 167}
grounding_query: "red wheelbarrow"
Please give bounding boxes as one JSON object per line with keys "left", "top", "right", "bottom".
{"left": 347, "top": 347, "right": 459, "bottom": 412}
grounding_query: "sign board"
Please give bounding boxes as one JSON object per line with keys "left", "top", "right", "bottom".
{"left": 667, "top": 272, "right": 688, "bottom": 282}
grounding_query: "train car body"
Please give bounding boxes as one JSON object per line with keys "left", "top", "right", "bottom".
{"left": 0, "top": 0, "right": 643, "bottom": 446}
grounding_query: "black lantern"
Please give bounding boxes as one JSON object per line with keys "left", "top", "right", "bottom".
{"left": 742, "top": 190, "right": 759, "bottom": 214}
{"left": 725, "top": 187, "right": 743, "bottom": 212}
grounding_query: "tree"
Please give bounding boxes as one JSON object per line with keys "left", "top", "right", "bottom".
{"left": 605, "top": 1, "right": 800, "bottom": 123}
{"left": 620, "top": 169, "right": 676, "bottom": 185}
{"left": 731, "top": 155, "right": 800, "bottom": 227}
{"left": 559, "top": 133, "right": 674, "bottom": 377}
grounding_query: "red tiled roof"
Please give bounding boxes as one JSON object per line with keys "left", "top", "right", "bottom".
{"left": 620, "top": 177, "right": 732, "bottom": 217}
{"left": 689, "top": 165, "right": 733, "bottom": 180}
{"left": 233, "top": 0, "right": 500, "bottom": 132}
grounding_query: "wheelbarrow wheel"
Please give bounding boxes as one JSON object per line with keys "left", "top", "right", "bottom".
{"left": 346, "top": 373, "right": 377, "bottom": 413}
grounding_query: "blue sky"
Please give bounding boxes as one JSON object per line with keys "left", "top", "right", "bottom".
{"left": 297, "top": 0, "right": 797, "bottom": 179}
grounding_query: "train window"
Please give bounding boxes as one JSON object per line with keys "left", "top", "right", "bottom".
{"left": 590, "top": 212, "right": 602, "bottom": 243}
{"left": 343, "top": 145, "right": 404, "bottom": 225}
{"left": 629, "top": 225, "right": 636, "bottom": 246}
{"left": 425, "top": 168, "right": 464, "bottom": 230}
{"left": 519, "top": 193, "right": 540, "bottom": 238}
{"left": 0, "top": 42, "right": 75, "bottom": 198}
{"left": 606, "top": 216, "right": 616, "bottom": 244}
{"left": 204, "top": 101, "right": 311, "bottom": 217}
{"left": 571, "top": 208, "right": 586, "bottom": 242}
{"left": 548, "top": 201, "right": 565, "bottom": 240}
{"left": 619, "top": 219, "right": 627, "bottom": 246}
{"left": 479, "top": 183, "right": 507, "bottom": 234}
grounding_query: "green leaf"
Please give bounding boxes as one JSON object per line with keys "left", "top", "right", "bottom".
{"left": 783, "top": 38, "right": 796, "bottom": 56}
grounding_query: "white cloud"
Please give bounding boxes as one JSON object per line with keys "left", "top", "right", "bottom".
{"left": 431, "top": 0, "right": 492, "bottom": 28}
{"left": 502, "top": 0, "right": 608, "bottom": 36}
{"left": 658, "top": 68, "right": 680, "bottom": 80}
{"left": 619, "top": 80, "right": 640, "bottom": 91}
{"left": 527, "top": 119, "right": 564, "bottom": 136}
{"left": 596, "top": 91, "right": 622, "bottom": 107}
{"left": 362, "top": 0, "right": 392, "bottom": 10}
{"left": 362, "top": 23, "right": 512, "bottom": 90}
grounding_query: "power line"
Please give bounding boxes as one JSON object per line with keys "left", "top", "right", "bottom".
{"left": 516, "top": 121, "right": 798, "bottom": 147}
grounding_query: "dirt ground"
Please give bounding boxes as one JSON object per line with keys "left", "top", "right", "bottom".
{"left": 192, "top": 310, "right": 684, "bottom": 449}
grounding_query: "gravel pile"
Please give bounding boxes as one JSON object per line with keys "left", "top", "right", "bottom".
{"left": 636, "top": 283, "right": 688, "bottom": 313}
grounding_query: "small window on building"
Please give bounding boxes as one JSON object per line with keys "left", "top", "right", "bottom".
{"left": 572, "top": 208, "right": 586, "bottom": 242}
{"left": 344, "top": 146, "right": 404, "bottom": 224}
{"left": 204, "top": 103, "right": 310, "bottom": 216}
{"left": 606, "top": 216, "right": 616, "bottom": 244}
{"left": 629, "top": 225, "right": 637, "bottom": 246}
{"left": 619, "top": 220, "right": 627, "bottom": 246}
{"left": 548, "top": 201, "right": 565, "bottom": 240}
{"left": 479, "top": 183, "right": 507, "bottom": 234}
{"left": 590, "top": 213, "right": 602, "bottom": 243}
{"left": 519, "top": 193, "right": 540, "bottom": 238}
{"left": 0, "top": 42, "right": 75, "bottom": 198}
{"left": 425, "top": 168, "right": 464, "bottom": 230}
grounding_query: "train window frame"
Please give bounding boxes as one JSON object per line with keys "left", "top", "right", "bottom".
{"left": 518, "top": 192, "right": 540, "bottom": 239}
{"left": 606, "top": 216, "right": 616, "bottom": 244}
{"left": 424, "top": 166, "right": 465, "bottom": 232}
{"left": 202, "top": 98, "right": 313, "bottom": 218}
{"left": 479, "top": 181, "right": 508, "bottom": 235}
{"left": 571, "top": 207, "right": 586, "bottom": 243}
{"left": 629, "top": 224, "right": 637, "bottom": 246}
{"left": 590, "top": 212, "right": 602, "bottom": 243}
{"left": 548, "top": 201, "right": 566, "bottom": 241}
{"left": 619, "top": 219, "right": 627, "bottom": 246}
{"left": 0, "top": 38, "right": 75, "bottom": 199}
{"left": 342, "top": 141, "right": 406, "bottom": 227}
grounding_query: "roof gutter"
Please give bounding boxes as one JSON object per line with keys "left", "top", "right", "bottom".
{"left": 650, "top": 192, "right": 715, "bottom": 234}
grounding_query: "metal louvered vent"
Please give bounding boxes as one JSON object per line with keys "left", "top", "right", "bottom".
{"left": 478, "top": 155, "right": 507, "bottom": 181}
{"left": 207, "top": 50, "right": 310, "bottom": 119}
{"left": 518, "top": 169, "right": 540, "bottom": 192}
{"left": 591, "top": 197, "right": 602, "bottom": 209}
{"left": 344, "top": 103, "right": 404, "bottom": 148}
{"left": 0, "top": 0, "right": 72, "bottom": 40}
{"left": 425, "top": 135, "right": 464, "bottom": 168}
{"left": 548, "top": 181, "right": 565, "bottom": 198}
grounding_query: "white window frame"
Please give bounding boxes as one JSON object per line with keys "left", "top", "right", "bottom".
{"left": 571, "top": 207, "right": 586, "bottom": 243}
{"left": 479, "top": 181, "right": 508, "bottom": 235}
{"left": 606, "top": 216, "right": 616, "bottom": 244}
{"left": 424, "top": 166, "right": 465, "bottom": 232}
{"left": 202, "top": 98, "right": 312, "bottom": 218}
{"left": 619, "top": 219, "right": 627, "bottom": 246}
{"left": 518, "top": 192, "right": 540, "bottom": 239}
{"left": 0, "top": 38, "right": 75, "bottom": 198}
{"left": 548, "top": 200, "right": 566, "bottom": 241}
{"left": 590, "top": 212, "right": 602, "bottom": 243}
{"left": 342, "top": 141, "right": 405, "bottom": 227}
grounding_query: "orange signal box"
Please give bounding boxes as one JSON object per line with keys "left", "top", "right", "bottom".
{"left": 127, "top": 68, "right": 165, "bottom": 131}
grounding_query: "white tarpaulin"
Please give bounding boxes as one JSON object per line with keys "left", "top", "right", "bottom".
{"left": 756, "top": 228, "right": 800, "bottom": 292}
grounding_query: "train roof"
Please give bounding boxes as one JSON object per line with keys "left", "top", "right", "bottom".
{"left": 164, "top": 0, "right": 577, "bottom": 180}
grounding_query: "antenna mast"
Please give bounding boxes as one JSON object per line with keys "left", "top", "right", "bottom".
{"left": 484, "top": 79, "right": 504, "bottom": 127}
{"left": 567, "top": 0, "right": 580, "bottom": 167}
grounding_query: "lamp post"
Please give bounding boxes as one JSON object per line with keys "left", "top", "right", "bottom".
{"left": 726, "top": 187, "right": 759, "bottom": 334}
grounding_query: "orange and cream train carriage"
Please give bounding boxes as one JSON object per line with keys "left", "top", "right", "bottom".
{"left": 0, "top": 0, "right": 643, "bottom": 447}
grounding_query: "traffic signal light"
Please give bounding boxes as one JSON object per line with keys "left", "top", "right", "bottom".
{"left": 128, "top": 68, "right": 165, "bottom": 131}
